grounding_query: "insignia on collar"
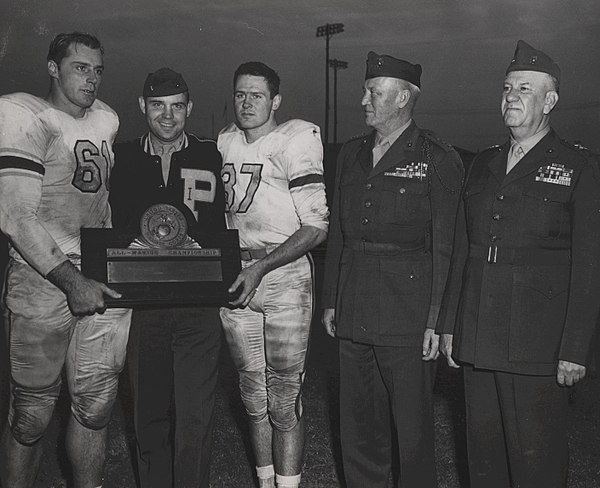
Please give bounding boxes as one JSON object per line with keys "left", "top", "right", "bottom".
{"left": 535, "top": 163, "right": 573, "bottom": 186}
{"left": 384, "top": 162, "right": 428, "bottom": 180}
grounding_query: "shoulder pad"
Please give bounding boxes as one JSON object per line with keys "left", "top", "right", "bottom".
{"left": 422, "top": 130, "right": 454, "bottom": 152}
{"left": 275, "top": 119, "right": 319, "bottom": 138}
{"left": 218, "top": 122, "right": 239, "bottom": 137}
{"left": 1, "top": 92, "right": 49, "bottom": 115}
{"left": 91, "top": 98, "right": 118, "bottom": 118}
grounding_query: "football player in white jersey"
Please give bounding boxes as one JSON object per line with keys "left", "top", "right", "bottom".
{"left": 218, "top": 62, "right": 328, "bottom": 488}
{"left": 0, "top": 32, "right": 131, "bottom": 488}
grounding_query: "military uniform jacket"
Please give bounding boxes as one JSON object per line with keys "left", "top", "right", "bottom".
{"left": 322, "top": 122, "right": 464, "bottom": 347}
{"left": 110, "top": 133, "right": 226, "bottom": 233}
{"left": 438, "top": 130, "right": 600, "bottom": 375}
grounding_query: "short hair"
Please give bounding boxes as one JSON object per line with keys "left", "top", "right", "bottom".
{"left": 47, "top": 32, "right": 104, "bottom": 65}
{"left": 233, "top": 62, "right": 280, "bottom": 98}
{"left": 397, "top": 79, "right": 421, "bottom": 112}
{"left": 548, "top": 75, "right": 560, "bottom": 95}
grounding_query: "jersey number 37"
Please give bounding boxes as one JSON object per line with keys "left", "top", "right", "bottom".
{"left": 221, "top": 163, "right": 263, "bottom": 213}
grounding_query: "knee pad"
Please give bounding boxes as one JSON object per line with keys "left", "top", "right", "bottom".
{"left": 9, "top": 380, "right": 61, "bottom": 445}
{"left": 70, "top": 383, "right": 119, "bottom": 431}
{"left": 267, "top": 371, "right": 304, "bottom": 432}
{"left": 239, "top": 370, "right": 268, "bottom": 424}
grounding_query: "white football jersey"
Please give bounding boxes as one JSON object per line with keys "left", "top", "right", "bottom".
{"left": 218, "top": 119, "right": 328, "bottom": 249}
{"left": 0, "top": 93, "right": 118, "bottom": 267}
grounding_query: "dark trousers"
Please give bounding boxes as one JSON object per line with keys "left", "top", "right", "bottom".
{"left": 128, "top": 306, "right": 222, "bottom": 488}
{"left": 339, "top": 340, "right": 437, "bottom": 488}
{"left": 463, "top": 365, "right": 569, "bottom": 488}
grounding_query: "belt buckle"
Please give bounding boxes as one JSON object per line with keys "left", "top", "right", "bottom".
{"left": 487, "top": 245, "right": 498, "bottom": 263}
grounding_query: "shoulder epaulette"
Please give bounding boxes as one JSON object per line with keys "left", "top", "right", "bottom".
{"left": 422, "top": 130, "right": 454, "bottom": 152}
{"left": 480, "top": 144, "right": 503, "bottom": 155}
{"left": 349, "top": 132, "right": 369, "bottom": 142}
{"left": 558, "top": 139, "right": 600, "bottom": 163}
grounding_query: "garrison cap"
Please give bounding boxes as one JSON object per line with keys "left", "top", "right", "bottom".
{"left": 365, "top": 51, "right": 422, "bottom": 88}
{"left": 506, "top": 40, "right": 560, "bottom": 82}
{"left": 143, "top": 67, "right": 188, "bottom": 97}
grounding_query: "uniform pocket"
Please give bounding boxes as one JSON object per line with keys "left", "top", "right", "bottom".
{"left": 380, "top": 178, "right": 429, "bottom": 223}
{"left": 508, "top": 266, "right": 569, "bottom": 363}
{"left": 378, "top": 257, "right": 431, "bottom": 335}
{"left": 520, "top": 186, "right": 571, "bottom": 239}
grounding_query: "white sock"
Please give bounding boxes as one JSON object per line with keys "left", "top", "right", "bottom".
{"left": 256, "top": 464, "right": 275, "bottom": 480}
{"left": 276, "top": 473, "right": 301, "bottom": 487}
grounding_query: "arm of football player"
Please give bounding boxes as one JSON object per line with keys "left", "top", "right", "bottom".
{"left": 321, "top": 308, "right": 336, "bottom": 337}
{"left": 228, "top": 225, "right": 327, "bottom": 307}
{"left": 0, "top": 172, "right": 120, "bottom": 315}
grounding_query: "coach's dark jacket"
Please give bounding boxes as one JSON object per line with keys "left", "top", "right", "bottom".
{"left": 110, "top": 133, "right": 225, "bottom": 232}
{"left": 438, "top": 130, "right": 600, "bottom": 375}
{"left": 322, "top": 122, "right": 464, "bottom": 347}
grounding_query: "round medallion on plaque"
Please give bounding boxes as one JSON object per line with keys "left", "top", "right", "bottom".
{"left": 140, "top": 204, "right": 188, "bottom": 248}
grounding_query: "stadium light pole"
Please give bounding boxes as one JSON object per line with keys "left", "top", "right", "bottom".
{"left": 316, "top": 23, "right": 344, "bottom": 145}
{"left": 329, "top": 59, "right": 348, "bottom": 144}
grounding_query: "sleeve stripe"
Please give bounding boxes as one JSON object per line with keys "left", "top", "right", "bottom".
{"left": 0, "top": 155, "right": 45, "bottom": 175}
{"left": 289, "top": 173, "right": 324, "bottom": 189}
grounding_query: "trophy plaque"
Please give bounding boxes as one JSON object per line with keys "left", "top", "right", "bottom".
{"left": 81, "top": 204, "right": 241, "bottom": 307}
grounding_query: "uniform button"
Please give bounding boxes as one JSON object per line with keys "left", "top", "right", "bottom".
{"left": 399, "top": 188, "right": 406, "bottom": 194}
{"left": 361, "top": 218, "right": 369, "bottom": 225}
{"left": 543, "top": 196, "right": 549, "bottom": 202}
{"left": 364, "top": 200, "right": 372, "bottom": 208}
{"left": 490, "top": 234, "right": 498, "bottom": 242}
{"left": 366, "top": 183, "right": 373, "bottom": 190}
{"left": 409, "top": 273, "right": 415, "bottom": 279}
{"left": 496, "top": 194, "right": 505, "bottom": 201}
{"left": 360, "top": 238, "right": 366, "bottom": 243}
{"left": 492, "top": 213, "right": 501, "bottom": 220}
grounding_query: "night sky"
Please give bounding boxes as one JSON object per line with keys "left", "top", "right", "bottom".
{"left": 1, "top": 0, "right": 599, "bottom": 152}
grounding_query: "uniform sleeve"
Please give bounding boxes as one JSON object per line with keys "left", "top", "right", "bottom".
{"left": 427, "top": 143, "right": 464, "bottom": 329}
{"left": 0, "top": 100, "right": 68, "bottom": 275}
{"left": 285, "top": 124, "right": 329, "bottom": 232}
{"left": 320, "top": 143, "right": 349, "bottom": 309}
{"left": 436, "top": 190, "right": 468, "bottom": 334}
{"left": 558, "top": 155, "right": 600, "bottom": 365}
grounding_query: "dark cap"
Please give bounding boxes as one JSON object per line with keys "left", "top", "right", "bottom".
{"left": 365, "top": 51, "right": 422, "bottom": 88}
{"left": 506, "top": 40, "right": 560, "bottom": 82}
{"left": 142, "top": 68, "right": 188, "bottom": 97}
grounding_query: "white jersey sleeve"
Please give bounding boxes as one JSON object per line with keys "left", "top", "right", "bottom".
{"left": 280, "top": 120, "right": 329, "bottom": 232}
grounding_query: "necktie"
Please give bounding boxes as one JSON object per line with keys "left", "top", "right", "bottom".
{"left": 372, "top": 139, "right": 389, "bottom": 167}
{"left": 506, "top": 143, "right": 524, "bottom": 174}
